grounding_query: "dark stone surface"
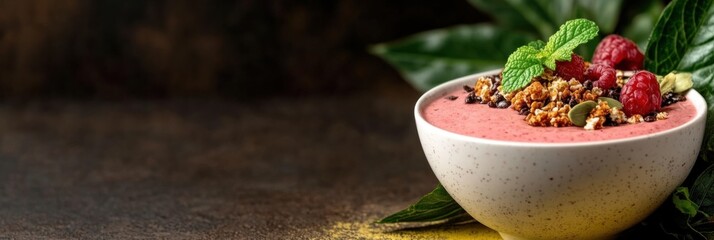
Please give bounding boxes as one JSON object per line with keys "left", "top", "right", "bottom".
{"left": 0, "top": 82, "right": 438, "bottom": 238}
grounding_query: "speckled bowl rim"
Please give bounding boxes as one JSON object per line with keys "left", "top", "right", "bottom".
{"left": 414, "top": 69, "right": 708, "bottom": 148}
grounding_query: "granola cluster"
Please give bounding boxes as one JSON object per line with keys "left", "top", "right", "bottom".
{"left": 513, "top": 72, "right": 607, "bottom": 127}
{"left": 584, "top": 100, "right": 624, "bottom": 130}
{"left": 462, "top": 69, "right": 683, "bottom": 130}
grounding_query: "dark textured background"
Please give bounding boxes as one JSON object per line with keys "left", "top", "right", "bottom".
{"left": 0, "top": 0, "right": 486, "bottom": 99}
{"left": 0, "top": 0, "right": 490, "bottom": 238}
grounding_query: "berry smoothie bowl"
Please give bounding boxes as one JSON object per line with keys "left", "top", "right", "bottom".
{"left": 411, "top": 19, "right": 708, "bottom": 240}
{"left": 415, "top": 69, "right": 707, "bottom": 240}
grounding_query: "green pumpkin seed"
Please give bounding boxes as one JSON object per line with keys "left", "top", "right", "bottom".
{"left": 658, "top": 72, "right": 676, "bottom": 95}
{"left": 568, "top": 100, "right": 597, "bottom": 127}
{"left": 673, "top": 72, "right": 693, "bottom": 93}
{"left": 598, "top": 97, "right": 623, "bottom": 109}
{"left": 656, "top": 71, "right": 693, "bottom": 95}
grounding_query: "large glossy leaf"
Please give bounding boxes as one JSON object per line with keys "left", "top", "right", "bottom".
{"left": 542, "top": 0, "right": 576, "bottom": 27}
{"left": 503, "top": 0, "right": 558, "bottom": 38}
{"left": 575, "top": 0, "right": 624, "bottom": 34}
{"left": 691, "top": 165, "right": 714, "bottom": 217}
{"left": 645, "top": 0, "right": 714, "bottom": 74}
{"left": 621, "top": 0, "right": 665, "bottom": 50}
{"left": 466, "top": 0, "right": 539, "bottom": 34}
{"left": 468, "top": 0, "right": 558, "bottom": 38}
{"left": 644, "top": 0, "right": 714, "bottom": 162}
{"left": 371, "top": 24, "right": 534, "bottom": 91}
{"left": 377, "top": 184, "right": 470, "bottom": 225}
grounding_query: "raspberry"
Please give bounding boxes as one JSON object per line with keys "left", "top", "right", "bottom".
{"left": 592, "top": 35, "right": 644, "bottom": 70}
{"left": 619, "top": 71, "right": 662, "bottom": 116}
{"left": 585, "top": 63, "right": 617, "bottom": 89}
{"left": 555, "top": 53, "right": 585, "bottom": 81}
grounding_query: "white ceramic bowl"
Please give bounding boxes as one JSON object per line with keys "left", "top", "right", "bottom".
{"left": 414, "top": 70, "right": 707, "bottom": 240}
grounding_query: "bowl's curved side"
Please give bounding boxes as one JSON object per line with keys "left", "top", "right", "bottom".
{"left": 414, "top": 71, "right": 708, "bottom": 239}
{"left": 416, "top": 122, "right": 703, "bottom": 239}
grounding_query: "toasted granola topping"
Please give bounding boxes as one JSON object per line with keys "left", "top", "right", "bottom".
{"left": 656, "top": 112, "right": 669, "bottom": 120}
{"left": 627, "top": 114, "right": 644, "bottom": 124}
{"left": 609, "top": 107, "right": 627, "bottom": 124}
{"left": 582, "top": 100, "right": 613, "bottom": 130}
{"left": 461, "top": 68, "right": 681, "bottom": 130}
{"left": 615, "top": 70, "right": 628, "bottom": 87}
{"left": 473, "top": 76, "right": 493, "bottom": 104}
{"left": 584, "top": 117, "right": 601, "bottom": 130}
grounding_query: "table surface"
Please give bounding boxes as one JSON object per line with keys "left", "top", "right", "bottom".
{"left": 0, "top": 81, "right": 504, "bottom": 239}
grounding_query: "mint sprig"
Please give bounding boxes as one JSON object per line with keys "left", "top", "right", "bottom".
{"left": 502, "top": 19, "right": 599, "bottom": 93}
{"left": 502, "top": 46, "right": 544, "bottom": 93}
{"left": 540, "top": 19, "right": 599, "bottom": 69}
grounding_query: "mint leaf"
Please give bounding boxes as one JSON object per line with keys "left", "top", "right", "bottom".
{"left": 527, "top": 40, "right": 546, "bottom": 50}
{"left": 502, "top": 45, "right": 544, "bottom": 93}
{"left": 377, "top": 184, "right": 472, "bottom": 225}
{"left": 501, "top": 19, "right": 598, "bottom": 93}
{"left": 540, "top": 18, "right": 599, "bottom": 69}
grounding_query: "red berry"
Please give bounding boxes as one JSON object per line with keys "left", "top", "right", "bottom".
{"left": 592, "top": 35, "right": 644, "bottom": 70}
{"left": 555, "top": 53, "right": 585, "bottom": 81}
{"left": 619, "top": 71, "right": 662, "bottom": 116}
{"left": 585, "top": 63, "right": 617, "bottom": 89}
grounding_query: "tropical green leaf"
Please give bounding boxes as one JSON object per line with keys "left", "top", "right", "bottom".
{"left": 370, "top": 24, "right": 534, "bottom": 91}
{"left": 377, "top": 184, "right": 471, "bottom": 224}
{"left": 674, "top": 187, "right": 700, "bottom": 218}
{"left": 644, "top": 0, "right": 714, "bottom": 75}
{"left": 466, "top": 0, "right": 538, "bottom": 33}
{"left": 540, "top": 0, "right": 576, "bottom": 28}
{"left": 644, "top": 0, "right": 714, "bottom": 163}
{"left": 576, "top": 0, "right": 624, "bottom": 33}
{"left": 621, "top": 0, "right": 665, "bottom": 50}
{"left": 691, "top": 165, "right": 714, "bottom": 217}
{"left": 502, "top": 0, "right": 557, "bottom": 38}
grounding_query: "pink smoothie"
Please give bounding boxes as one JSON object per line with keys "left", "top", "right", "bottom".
{"left": 422, "top": 90, "right": 697, "bottom": 143}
